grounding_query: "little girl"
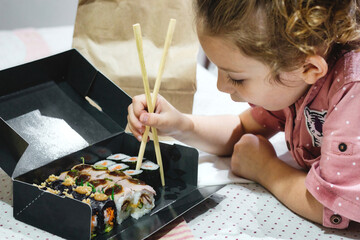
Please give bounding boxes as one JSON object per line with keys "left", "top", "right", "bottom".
{"left": 128, "top": 0, "right": 360, "bottom": 229}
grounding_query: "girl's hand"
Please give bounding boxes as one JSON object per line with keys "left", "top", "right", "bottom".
{"left": 127, "top": 94, "right": 187, "bottom": 141}
{"left": 230, "top": 133, "right": 278, "bottom": 184}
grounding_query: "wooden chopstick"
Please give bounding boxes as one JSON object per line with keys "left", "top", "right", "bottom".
{"left": 133, "top": 19, "right": 176, "bottom": 186}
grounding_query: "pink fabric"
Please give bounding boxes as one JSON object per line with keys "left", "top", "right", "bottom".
{"left": 250, "top": 50, "right": 360, "bottom": 229}
{"left": 148, "top": 217, "right": 195, "bottom": 240}
{"left": 13, "top": 28, "right": 51, "bottom": 62}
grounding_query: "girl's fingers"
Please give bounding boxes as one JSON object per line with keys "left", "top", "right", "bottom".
{"left": 127, "top": 104, "right": 145, "bottom": 135}
{"left": 127, "top": 115, "right": 143, "bottom": 141}
{"left": 132, "top": 95, "right": 148, "bottom": 118}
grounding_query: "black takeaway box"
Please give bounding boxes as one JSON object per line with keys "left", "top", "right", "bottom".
{"left": 0, "top": 50, "right": 222, "bottom": 240}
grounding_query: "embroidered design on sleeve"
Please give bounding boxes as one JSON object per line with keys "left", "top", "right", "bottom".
{"left": 304, "top": 106, "right": 327, "bottom": 147}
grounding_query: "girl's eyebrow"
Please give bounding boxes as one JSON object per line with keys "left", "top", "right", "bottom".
{"left": 218, "top": 66, "right": 243, "bottom": 73}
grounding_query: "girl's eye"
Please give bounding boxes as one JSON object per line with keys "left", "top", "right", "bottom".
{"left": 227, "top": 74, "right": 244, "bottom": 86}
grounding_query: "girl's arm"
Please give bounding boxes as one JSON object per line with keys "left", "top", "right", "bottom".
{"left": 231, "top": 133, "right": 323, "bottom": 224}
{"left": 173, "top": 108, "right": 278, "bottom": 156}
{"left": 261, "top": 157, "right": 323, "bottom": 224}
{"left": 128, "top": 94, "right": 278, "bottom": 156}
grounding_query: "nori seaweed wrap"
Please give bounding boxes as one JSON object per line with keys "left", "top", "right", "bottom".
{"left": 89, "top": 193, "right": 117, "bottom": 236}
{"left": 46, "top": 179, "right": 74, "bottom": 195}
{"left": 140, "top": 161, "right": 161, "bottom": 189}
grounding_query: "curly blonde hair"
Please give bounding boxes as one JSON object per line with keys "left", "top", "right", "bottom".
{"left": 195, "top": 0, "right": 360, "bottom": 82}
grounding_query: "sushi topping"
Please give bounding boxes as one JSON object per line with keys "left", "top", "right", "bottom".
{"left": 75, "top": 186, "right": 92, "bottom": 196}
{"left": 77, "top": 174, "right": 91, "bottom": 184}
{"left": 128, "top": 179, "right": 146, "bottom": 185}
{"left": 73, "top": 164, "right": 92, "bottom": 171}
{"left": 45, "top": 174, "right": 59, "bottom": 183}
{"left": 68, "top": 169, "right": 80, "bottom": 178}
{"left": 94, "top": 192, "right": 108, "bottom": 201}
{"left": 109, "top": 171, "right": 126, "bottom": 177}
{"left": 63, "top": 191, "right": 74, "bottom": 198}
{"left": 89, "top": 179, "right": 107, "bottom": 187}
{"left": 82, "top": 198, "right": 91, "bottom": 205}
{"left": 86, "top": 182, "right": 96, "bottom": 193}
{"left": 104, "top": 184, "right": 123, "bottom": 196}
{"left": 33, "top": 182, "right": 46, "bottom": 189}
{"left": 93, "top": 165, "right": 107, "bottom": 170}
{"left": 62, "top": 177, "right": 75, "bottom": 186}
{"left": 46, "top": 188, "right": 60, "bottom": 195}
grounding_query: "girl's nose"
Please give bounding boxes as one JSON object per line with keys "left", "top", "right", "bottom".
{"left": 217, "top": 70, "right": 233, "bottom": 94}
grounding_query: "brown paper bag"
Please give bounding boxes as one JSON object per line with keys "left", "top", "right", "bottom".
{"left": 72, "top": 0, "right": 199, "bottom": 113}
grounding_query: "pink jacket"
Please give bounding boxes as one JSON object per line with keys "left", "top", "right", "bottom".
{"left": 251, "top": 50, "right": 360, "bottom": 229}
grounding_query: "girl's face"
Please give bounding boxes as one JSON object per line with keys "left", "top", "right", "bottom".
{"left": 199, "top": 34, "right": 311, "bottom": 111}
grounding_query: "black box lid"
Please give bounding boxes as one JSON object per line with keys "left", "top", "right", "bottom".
{"left": 0, "top": 49, "right": 131, "bottom": 178}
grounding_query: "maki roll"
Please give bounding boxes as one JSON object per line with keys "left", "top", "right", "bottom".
{"left": 123, "top": 169, "right": 144, "bottom": 180}
{"left": 93, "top": 160, "right": 117, "bottom": 170}
{"left": 121, "top": 156, "right": 139, "bottom": 169}
{"left": 103, "top": 183, "right": 133, "bottom": 224}
{"left": 140, "top": 161, "right": 161, "bottom": 188}
{"left": 89, "top": 192, "right": 117, "bottom": 237}
{"left": 107, "top": 153, "right": 129, "bottom": 161}
{"left": 117, "top": 178, "right": 156, "bottom": 219}
{"left": 108, "top": 163, "right": 130, "bottom": 172}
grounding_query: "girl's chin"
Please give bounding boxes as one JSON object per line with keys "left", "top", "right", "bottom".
{"left": 230, "top": 95, "right": 245, "bottom": 103}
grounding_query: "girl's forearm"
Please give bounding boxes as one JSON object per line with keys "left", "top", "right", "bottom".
{"left": 259, "top": 158, "right": 323, "bottom": 224}
{"left": 173, "top": 114, "right": 243, "bottom": 156}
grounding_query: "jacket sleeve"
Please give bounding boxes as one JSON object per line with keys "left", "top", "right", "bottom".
{"left": 305, "top": 82, "right": 360, "bottom": 228}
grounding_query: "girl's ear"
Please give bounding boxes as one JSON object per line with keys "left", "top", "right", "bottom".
{"left": 302, "top": 55, "right": 328, "bottom": 84}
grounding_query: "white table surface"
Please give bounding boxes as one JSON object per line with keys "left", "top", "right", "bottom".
{"left": 0, "top": 26, "right": 359, "bottom": 240}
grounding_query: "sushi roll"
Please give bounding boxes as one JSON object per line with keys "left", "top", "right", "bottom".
{"left": 123, "top": 169, "right": 144, "bottom": 180}
{"left": 108, "top": 163, "right": 130, "bottom": 172}
{"left": 117, "top": 178, "right": 156, "bottom": 219}
{"left": 121, "top": 156, "right": 139, "bottom": 169}
{"left": 140, "top": 161, "right": 161, "bottom": 188}
{"left": 106, "top": 153, "right": 129, "bottom": 161}
{"left": 103, "top": 183, "right": 134, "bottom": 224}
{"left": 93, "top": 160, "right": 116, "bottom": 170}
{"left": 89, "top": 192, "right": 117, "bottom": 236}
{"left": 37, "top": 157, "right": 158, "bottom": 237}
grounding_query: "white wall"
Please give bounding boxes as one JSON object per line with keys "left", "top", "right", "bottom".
{"left": 0, "top": 0, "right": 78, "bottom": 30}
